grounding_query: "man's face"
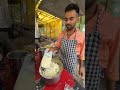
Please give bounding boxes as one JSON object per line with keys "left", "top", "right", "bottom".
{"left": 65, "top": 10, "right": 79, "bottom": 31}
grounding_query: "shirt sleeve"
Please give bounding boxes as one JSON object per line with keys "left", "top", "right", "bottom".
{"left": 55, "top": 32, "right": 63, "bottom": 48}
{"left": 79, "top": 34, "right": 85, "bottom": 61}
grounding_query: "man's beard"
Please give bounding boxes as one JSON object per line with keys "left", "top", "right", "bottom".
{"left": 66, "top": 24, "right": 75, "bottom": 31}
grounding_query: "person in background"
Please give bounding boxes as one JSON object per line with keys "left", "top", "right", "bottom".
{"left": 49, "top": 3, "right": 85, "bottom": 79}
{"left": 85, "top": 0, "right": 120, "bottom": 90}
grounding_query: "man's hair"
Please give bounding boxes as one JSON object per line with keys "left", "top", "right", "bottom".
{"left": 65, "top": 3, "right": 79, "bottom": 15}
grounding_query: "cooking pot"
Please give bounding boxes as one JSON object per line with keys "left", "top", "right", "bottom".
{"left": 7, "top": 50, "right": 28, "bottom": 75}
{"left": 39, "top": 59, "right": 63, "bottom": 85}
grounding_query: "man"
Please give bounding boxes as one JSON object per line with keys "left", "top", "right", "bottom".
{"left": 85, "top": 0, "right": 120, "bottom": 90}
{"left": 49, "top": 3, "right": 85, "bottom": 78}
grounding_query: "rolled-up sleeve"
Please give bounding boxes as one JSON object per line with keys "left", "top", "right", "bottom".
{"left": 55, "top": 32, "right": 63, "bottom": 48}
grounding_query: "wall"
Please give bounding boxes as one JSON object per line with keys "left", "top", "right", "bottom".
{"left": 8, "top": 0, "right": 35, "bottom": 27}
{"left": 0, "top": 0, "right": 11, "bottom": 28}
{"left": 21, "top": 0, "right": 35, "bottom": 26}
{"left": 44, "top": 19, "right": 62, "bottom": 39}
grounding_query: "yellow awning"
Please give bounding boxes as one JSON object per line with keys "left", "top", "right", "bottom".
{"left": 36, "top": 0, "right": 60, "bottom": 25}
{"left": 37, "top": 10, "right": 60, "bottom": 25}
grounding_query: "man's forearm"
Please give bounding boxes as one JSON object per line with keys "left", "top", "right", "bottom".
{"left": 54, "top": 46, "right": 60, "bottom": 51}
{"left": 79, "top": 60, "right": 84, "bottom": 68}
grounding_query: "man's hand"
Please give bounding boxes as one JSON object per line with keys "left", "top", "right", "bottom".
{"left": 48, "top": 47, "right": 55, "bottom": 52}
{"left": 48, "top": 47, "right": 59, "bottom": 52}
{"left": 79, "top": 66, "right": 84, "bottom": 78}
